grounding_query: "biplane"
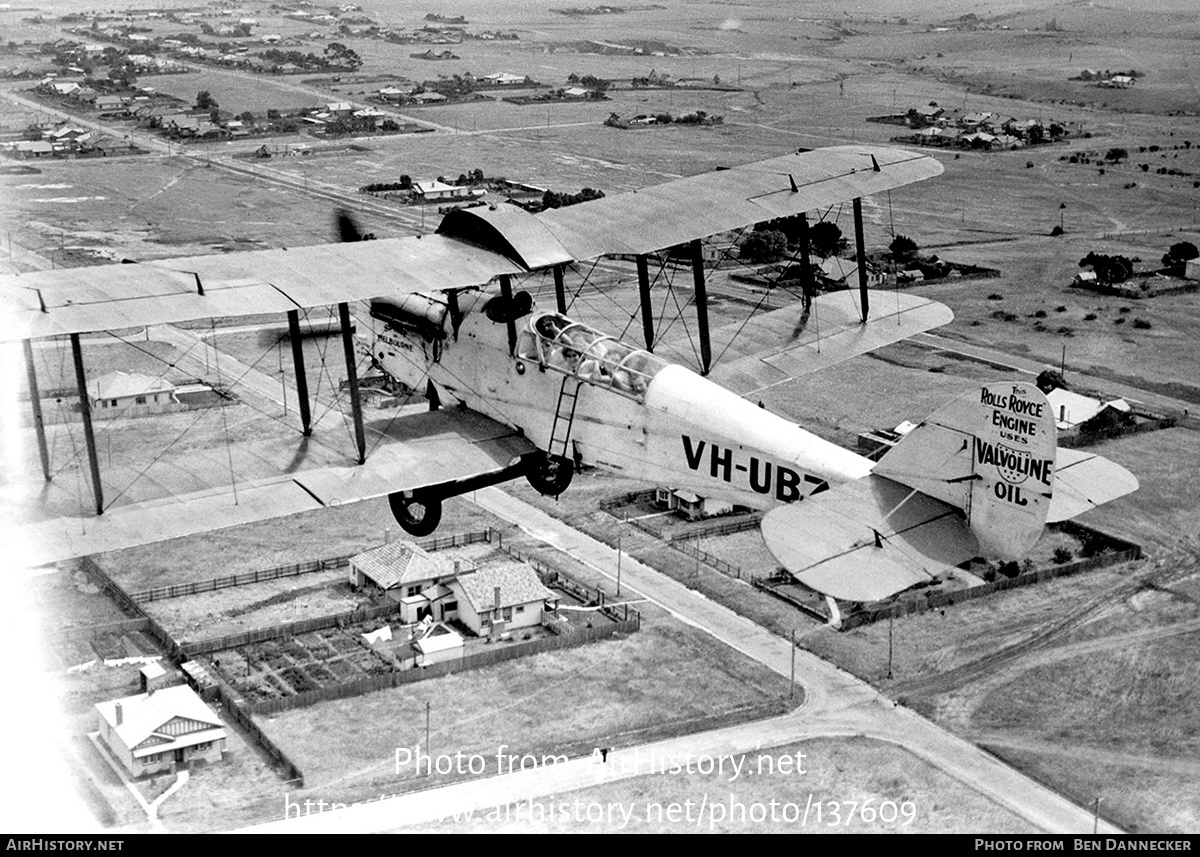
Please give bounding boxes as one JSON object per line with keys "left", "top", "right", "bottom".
{"left": 0, "top": 145, "right": 1136, "bottom": 604}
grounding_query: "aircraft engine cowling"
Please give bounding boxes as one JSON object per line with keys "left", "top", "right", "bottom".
{"left": 368, "top": 295, "right": 449, "bottom": 394}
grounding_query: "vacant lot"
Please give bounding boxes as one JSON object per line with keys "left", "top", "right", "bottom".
{"left": 259, "top": 619, "right": 795, "bottom": 808}
{"left": 403, "top": 736, "right": 1034, "bottom": 833}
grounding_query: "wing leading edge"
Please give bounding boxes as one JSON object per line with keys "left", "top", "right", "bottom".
{"left": 0, "top": 234, "right": 523, "bottom": 343}
{"left": 537, "top": 145, "right": 944, "bottom": 260}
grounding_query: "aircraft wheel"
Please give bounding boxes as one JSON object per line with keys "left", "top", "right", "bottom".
{"left": 389, "top": 492, "right": 442, "bottom": 537}
{"left": 525, "top": 453, "right": 574, "bottom": 497}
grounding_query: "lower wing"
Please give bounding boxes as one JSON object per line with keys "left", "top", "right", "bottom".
{"left": 12, "top": 408, "right": 534, "bottom": 568}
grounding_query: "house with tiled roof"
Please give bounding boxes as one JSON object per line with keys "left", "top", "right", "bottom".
{"left": 94, "top": 684, "right": 226, "bottom": 777}
{"left": 449, "top": 563, "right": 558, "bottom": 637}
{"left": 349, "top": 540, "right": 463, "bottom": 622}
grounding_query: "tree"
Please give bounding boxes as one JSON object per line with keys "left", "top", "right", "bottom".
{"left": 739, "top": 230, "right": 787, "bottom": 262}
{"left": 889, "top": 233, "right": 919, "bottom": 263}
{"left": 1161, "top": 240, "right": 1199, "bottom": 274}
{"left": 195, "top": 90, "right": 217, "bottom": 110}
{"left": 1035, "top": 368, "right": 1066, "bottom": 393}
{"left": 1079, "top": 251, "right": 1134, "bottom": 283}
{"left": 1105, "top": 147, "right": 1128, "bottom": 163}
{"left": 808, "top": 221, "right": 846, "bottom": 258}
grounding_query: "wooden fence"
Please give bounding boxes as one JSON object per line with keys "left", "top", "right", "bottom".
{"left": 57, "top": 617, "right": 152, "bottom": 642}
{"left": 128, "top": 529, "right": 495, "bottom": 603}
{"left": 180, "top": 600, "right": 407, "bottom": 655}
{"left": 249, "top": 618, "right": 640, "bottom": 716}
{"left": 211, "top": 680, "right": 305, "bottom": 786}
{"left": 671, "top": 538, "right": 749, "bottom": 581}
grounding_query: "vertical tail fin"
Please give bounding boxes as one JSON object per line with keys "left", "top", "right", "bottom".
{"left": 873, "top": 382, "right": 1056, "bottom": 562}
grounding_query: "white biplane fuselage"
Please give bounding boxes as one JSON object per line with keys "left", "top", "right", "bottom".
{"left": 366, "top": 288, "right": 872, "bottom": 516}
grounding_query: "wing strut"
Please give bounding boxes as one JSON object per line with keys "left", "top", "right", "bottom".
{"left": 636, "top": 254, "right": 655, "bottom": 351}
{"left": 552, "top": 264, "right": 568, "bottom": 315}
{"left": 286, "top": 310, "right": 313, "bottom": 437}
{"left": 337, "top": 302, "right": 366, "bottom": 465}
{"left": 689, "top": 239, "right": 712, "bottom": 374}
{"left": 70, "top": 333, "right": 104, "bottom": 515}
{"left": 23, "top": 339, "right": 51, "bottom": 482}
{"left": 852, "top": 197, "right": 869, "bottom": 323}
{"left": 797, "top": 213, "right": 816, "bottom": 307}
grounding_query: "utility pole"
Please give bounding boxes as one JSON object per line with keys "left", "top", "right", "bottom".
{"left": 789, "top": 629, "right": 796, "bottom": 697}
{"left": 887, "top": 612, "right": 894, "bottom": 679}
{"left": 425, "top": 701, "right": 431, "bottom": 775}
{"left": 616, "top": 536, "right": 622, "bottom": 596}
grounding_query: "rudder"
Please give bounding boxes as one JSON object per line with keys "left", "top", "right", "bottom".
{"left": 873, "top": 382, "right": 1055, "bottom": 562}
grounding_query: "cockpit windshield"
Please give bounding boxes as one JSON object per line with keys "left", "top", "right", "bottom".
{"left": 520, "top": 312, "right": 667, "bottom": 401}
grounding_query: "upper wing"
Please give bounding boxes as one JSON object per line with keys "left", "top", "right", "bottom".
{"left": 537, "top": 145, "right": 943, "bottom": 259}
{"left": 702, "top": 290, "right": 954, "bottom": 396}
{"left": 0, "top": 145, "right": 941, "bottom": 343}
{"left": 0, "top": 235, "right": 521, "bottom": 343}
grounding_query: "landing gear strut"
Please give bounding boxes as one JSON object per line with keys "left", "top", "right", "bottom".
{"left": 388, "top": 491, "right": 443, "bottom": 537}
{"left": 525, "top": 452, "right": 574, "bottom": 497}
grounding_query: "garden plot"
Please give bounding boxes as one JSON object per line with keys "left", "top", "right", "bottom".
{"left": 211, "top": 622, "right": 402, "bottom": 705}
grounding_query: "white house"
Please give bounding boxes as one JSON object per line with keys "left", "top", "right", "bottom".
{"left": 449, "top": 564, "right": 557, "bottom": 637}
{"left": 412, "top": 179, "right": 483, "bottom": 201}
{"left": 86, "top": 371, "right": 177, "bottom": 413}
{"left": 94, "top": 685, "right": 226, "bottom": 778}
{"left": 1045, "top": 388, "right": 1130, "bottom": 431}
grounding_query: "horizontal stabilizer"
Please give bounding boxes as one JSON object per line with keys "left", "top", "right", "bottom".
{"left": 703, "top": 291, "right": 953, "bottom": 396}
{"left": 874, "top": 382, "right": 1055, "bottom": 561}
{"left": 761, "top": 475, "right": 978, "bottom": 603}
{"left": 1047, "top": 448, "right": 1139, "bottom": 523}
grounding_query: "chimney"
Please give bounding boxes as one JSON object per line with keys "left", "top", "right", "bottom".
{"left": 454, "top": 560, "right": 461, "bottom": 576}
{"left": 493, "top": 586, "right": 501, "bottom": 611}
{"left": 1060, "top": 405, "right": 1066, "bottom": 422}
{"left": 115, "top": 702, "right": 123, "bottom": 726}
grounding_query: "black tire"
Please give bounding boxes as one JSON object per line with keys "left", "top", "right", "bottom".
{"left": 525, "top": 453, "right": 574, "bottom": 496}
{"left": 389, "top": 492, "right": 443, "bottom": 537}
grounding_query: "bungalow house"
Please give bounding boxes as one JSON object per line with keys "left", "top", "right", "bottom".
{"left": 94, "top": 684, "right": 226, "bottom": 778}
{"left": 483, "top": 72, "right": 527, "bottom": 86}
{"left": 86, "top": 371, "right": 177, "bottom": 414}
{"left": 348, "top": 540, "right": 462, "bottom": 623}
{"left": 915, "top": 104, "right": 944, "bottom": 119}
{"left": 15, "top": 140, "right": 54, "bottom": 159}
{"left": 1046, "top": 388, "right": 1130, "bottom": 432}
{"left": 412, "top": 179, "right": 483, "bottom": 201}
{"left": 449, "top": 564, "right": 557, "bottom": 637}
{"left": 95, "top": 94, "right": 126, "bottom": 111}
{"left": 378, "top": 85, "right": 411, "bottom": 101}
{"left": 817, "top": 256, "right": 884, "bottom": 288}
{"left": 410, "top": 91, "right": 446, "bottom": 104}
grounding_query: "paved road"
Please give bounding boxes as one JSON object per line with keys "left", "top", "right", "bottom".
{"left": 240, "top": 487, "right": 1123, "bottom": 834}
